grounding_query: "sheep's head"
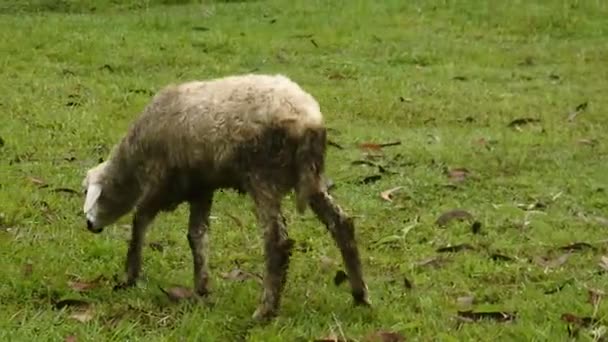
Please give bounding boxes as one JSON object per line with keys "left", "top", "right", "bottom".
{"left": 82, "top": 161, "right": 129, "bottom": 233}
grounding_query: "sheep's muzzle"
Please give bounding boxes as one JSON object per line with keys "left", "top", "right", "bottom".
{"left": 86, "top": 219, "right": 103, "bottom": 234}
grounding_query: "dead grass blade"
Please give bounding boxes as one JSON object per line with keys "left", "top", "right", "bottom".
{"left": 380, "top": 186, "right": 404, "bottom": 202}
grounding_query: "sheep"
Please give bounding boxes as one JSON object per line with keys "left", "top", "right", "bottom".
{"left": 81, "top": 73, "right": 370, "bottom": 321}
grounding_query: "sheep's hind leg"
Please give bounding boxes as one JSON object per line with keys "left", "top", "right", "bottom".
{"left": 187, "top": 193, "right": 213, "bottom": 297}
{"left": 114, "top": 209, "right": 158, "bottom": 290}
{"left": 250, "top": 188, "right": 294, "bottom": 321}
{"left": 309, "top": 191, "right": 371, "bottom": 307}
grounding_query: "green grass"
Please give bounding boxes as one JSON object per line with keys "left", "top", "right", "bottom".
{"left": 1, "top": 0, "right": 608, "bottom": 340}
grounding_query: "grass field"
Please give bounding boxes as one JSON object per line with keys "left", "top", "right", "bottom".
{"left": 1, "top": 0, "right": 608, "bottom": 340}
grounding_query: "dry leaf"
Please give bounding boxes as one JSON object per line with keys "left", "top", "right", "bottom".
{"left": 457, "top": 310, "right": 516, "bottom": 323}
{"left": 414, "top": 256, "right": 450, "bottom": 269}
{"left": 314, "top": 333, "right": 350, "bottom": 342}
{"left": 54, "top": 299, "right": 91, "bottom": 310}
{"left": 22, "top": 263, "right": 33, "bottom": 277}
{"left": 65, "top": 335, "right": 77, "bottom": 342}
{"left": 68, "top": 275, "right": 105, "bottom": 292}
{"left": 447, "top": 168, "right": 470, "bottom": 183}
{"left": 159, "top": 286, "right": 194, "bottom": 302}
{"left": 319, "top": 255, "right": 336, "bottom": 271}
{"left": 507, "top": 117, "right": 540, "bottom": 128}
{"left": 599, "top": 256, "right": 608, "bottom": 272}
{"left": 457, "top": 295, "right": 475, "bottom": 307}
{"left": 436, "top": 209, "right": 474, "bottom": 227}
{"left": 363, "top": 330, "right": 406, "bottom": 342}
{"left": 436, "top": 243, "right": 476, "bottom": 253}
{"left": 588, "top": 288, "right": 605, "bottom": 306}
{"left": 561, "top": 313, "right": 599, "bottom": 327}
{"left": 557, "top": 242, "right": 596, "bottom": 252}
{"left": 220, "top": 268, "right": 263, "bottom": 284}
{"left": 27, "top": 176, "right": 46, "bottom": 186}
{"left": 380, "top": 186, "right": 404, "bottom": 202}
{"left": 578, "top": 138, "right": 598, "bottom": 146}
{"left": 567, "top": 101, "right": 588, "bottom": 122}
{"left": 70, "top": 307, "right": 94, "bottom": 323}
{"left": 534, "top": 253, "right": 571, "bottom": 269}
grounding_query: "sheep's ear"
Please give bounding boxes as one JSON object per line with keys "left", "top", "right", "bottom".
{"left": 83, "top": 183, "right": 102, "bottom": 213}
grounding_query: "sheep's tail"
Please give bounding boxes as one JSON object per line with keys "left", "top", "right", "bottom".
{"left": 294, "top": 126, "right": 328, "bottom": 214}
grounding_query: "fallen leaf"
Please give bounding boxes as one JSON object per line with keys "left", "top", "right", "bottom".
{"left": 54, "top": 299, "right": 91, "bottom": 310}
{"left": 314, "top": 334, "right": 350, "bottom": 342}
{"left": 561, "top": 313, "right": 599, "bottom": 327}
{"left": 507, "top": 118, "right": 541, "bottom": 128}
{"left": 414, "top": 256, "right": 449, "bottom": 268}
{"left": 578, "top": 138, "right": 598, "bottom": 146}
{"left": 567, "top": 101, "right": 588, "bottom": 122}
{"left": 363, "top": 330, "right": 406, "bottom": 342}
{"left": 457, "top": 310, "right": 516, "bottom": 323}
{"left": 220, "top": 268, "right": 263, "bottom": 284}
{"left": 65, "top": 335, "right": 77, "bottom": 342}
{"left": 447, "top": 168, "right": 470, "bottom": 183}
{"left": 319, "top": 255, "right": 336, "bottom": 271}
{"left": 436, "top": 244, "right": 476, "bottom": 253}
{"left": 588, "top": 288, "right": 605, "bottom": 306}
{"left": 599, "top": 256, "right": 608, "bottom": 272}
{"left": 534, "top": 253, "right": 571, "bottom": 269}
{"left": 516, "top": 201, "right": 547, "bottom": 211}
{"left": 159, "top": 285, "right": 194, "bottom": 302}
{"left": 436, "top": 209, "right": 474, "bottom": 227}
{"left": 457, "top": 295, "right": 475, "bottom": 307}
{"left": 22, "top": 263, "right": 33, "bottom": 277}
{"left": 334, "top": 270, "right": 349, "bottom": 286}
{"left": 380, "top": 186, "right": 404, "bottom": 202}
{"left": 27, "top": 176, "right": 46, "bottom": 186}
{"left": 100, "top": 64, "right": 113, "bottom": 72}
{"left": 68, "top": 275, "right": 105, "bottom": 292}
{"left": 557, "top": 242, "right": 596, "bottom": 252}
{"left": 69, "top": 307, "right": 94, "bottom": 323}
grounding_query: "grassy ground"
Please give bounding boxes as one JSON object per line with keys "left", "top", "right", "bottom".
{"left": 1, "top": 0, "right": 608, "bottom": 340}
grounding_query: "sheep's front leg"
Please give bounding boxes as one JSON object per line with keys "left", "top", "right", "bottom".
{"left": 309, "top": 191, "right": 370, "bottom": 307}
{"left": 250, "top": 192, "right": 294, "bottom": 321}
{"left": 187, "top": 194, "right": 213, "bottom": 296}
{"left": 114, "top": 209, "right": 157, "bottom": 290}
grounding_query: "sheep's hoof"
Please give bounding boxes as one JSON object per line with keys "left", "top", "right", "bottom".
{"left": 251, "top": 305, "right": 277, "bottom": 322}
{"left": 353, "top": 291, "right": 372, "bottom": 307}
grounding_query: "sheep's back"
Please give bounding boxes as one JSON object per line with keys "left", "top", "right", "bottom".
{"left": 130, "top": 74, "right": 324, "bottom": 174}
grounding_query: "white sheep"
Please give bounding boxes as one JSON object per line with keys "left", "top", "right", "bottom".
{"left": 81, "top": 73, "right": 370, "bottom": 321}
